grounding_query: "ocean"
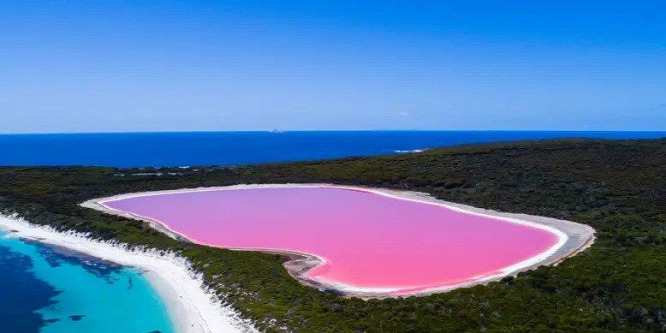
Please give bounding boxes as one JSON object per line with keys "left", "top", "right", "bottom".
{"left": 0, "top": 131, "right": 664, "bottom": 167}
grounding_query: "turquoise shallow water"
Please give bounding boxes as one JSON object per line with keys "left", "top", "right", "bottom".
{"left": 0, "top": 231, "right": 175, "bottom": 333}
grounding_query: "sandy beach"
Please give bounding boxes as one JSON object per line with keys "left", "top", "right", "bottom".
{"left": 0, "top": 215, "right": 256, "bottom": 333}
{"left": 82, "top": 184, "right": 596, "bottom": 298}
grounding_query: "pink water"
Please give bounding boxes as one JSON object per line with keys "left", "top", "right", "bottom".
{"left": 104, "top": 187, "right": 560, "bottom": 295}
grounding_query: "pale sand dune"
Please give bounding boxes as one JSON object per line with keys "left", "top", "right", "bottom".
{"left": 0, "top": 215, "right": 256, "bottom": 333}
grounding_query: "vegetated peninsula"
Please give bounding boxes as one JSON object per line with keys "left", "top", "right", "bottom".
{"left": 0, "top": 139, "right": 664, "bottom": 332}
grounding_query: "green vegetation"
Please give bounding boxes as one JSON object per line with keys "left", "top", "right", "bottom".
{"left": 1, "top": 139, "right": 664, "bottom": 332}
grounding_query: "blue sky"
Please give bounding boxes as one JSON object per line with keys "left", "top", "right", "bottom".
{"left": 1, "top": 1, "right": 665, "bottom": 133}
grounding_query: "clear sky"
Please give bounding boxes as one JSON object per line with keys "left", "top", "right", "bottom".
{"left": 1, "top": 1, "right": 665, "bottom": 133}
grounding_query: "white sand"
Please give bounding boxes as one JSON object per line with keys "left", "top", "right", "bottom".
{"left": 82, "top": 183, "right": 596, "bottom": 298}
{"left": 0, "top": 215, "right": 257, "bottom": 333}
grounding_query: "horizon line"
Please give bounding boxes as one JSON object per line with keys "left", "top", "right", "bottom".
{"left": 2, "top": 129, "right": 666, "bottom": 136}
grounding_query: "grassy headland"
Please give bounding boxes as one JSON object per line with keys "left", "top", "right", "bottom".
{"left": 1, "top": 139, "right": 664, "bottom": 332}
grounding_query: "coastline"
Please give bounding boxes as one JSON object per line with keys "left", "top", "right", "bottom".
{"left": 0, "top": 215, "right": 256, "bottom": 333}
{"left": 82, "top": 183, "right": 596, "bottom": 298}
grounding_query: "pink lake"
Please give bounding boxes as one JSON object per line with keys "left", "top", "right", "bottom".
{"left": 102, "top": 186, "right": 561, "bottom": 295}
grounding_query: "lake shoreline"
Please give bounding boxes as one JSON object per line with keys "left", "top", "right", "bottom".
{"left": 83, "top": 183, "right": 596, "bottom": 298}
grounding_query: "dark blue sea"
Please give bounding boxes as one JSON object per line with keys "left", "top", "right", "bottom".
{"left": 0, "top": 131, "right": 664, "bottom": 167}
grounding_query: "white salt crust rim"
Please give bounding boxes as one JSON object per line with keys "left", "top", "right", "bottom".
{"left": 84, "top": 184, "right": 594, "bottom": 297}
